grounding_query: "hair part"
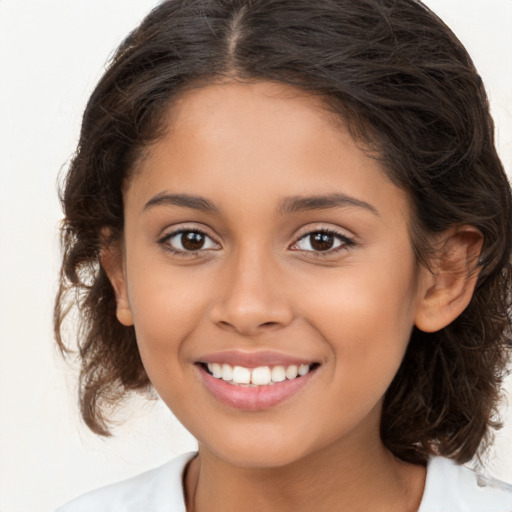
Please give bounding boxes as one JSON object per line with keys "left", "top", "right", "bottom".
{"left": 55, "top": 0, "right": 512, "bottom": 462}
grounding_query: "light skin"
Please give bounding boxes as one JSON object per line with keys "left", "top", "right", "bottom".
{"left": 103, "top": 81, "right": 482, "bottom": 512}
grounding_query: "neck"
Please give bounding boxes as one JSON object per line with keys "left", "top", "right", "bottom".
{"left": 185, "top": 434, "right": 425, "bottom": 512}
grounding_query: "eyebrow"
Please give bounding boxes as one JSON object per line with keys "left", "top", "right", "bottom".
{"left": 278, "top": 193, "right": 379, "bottom": 216}
{"left": 143, "top": 191, "right": 378, "bottom": 216}
{"left": 143, "top": 192, "right": 219, "bottom": 213}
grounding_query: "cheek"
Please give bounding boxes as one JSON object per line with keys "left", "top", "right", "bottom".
{"left": 298, "top": 273, "right": 417, "bottom": 432}
{"left": 126, "top": 269, "right": 212, "bottom": 419}
{"left": 126, "top": 262, "right": 213, "bottom": 370}
{"left": 299, "top": 259, "right": 418, "bottom": 377}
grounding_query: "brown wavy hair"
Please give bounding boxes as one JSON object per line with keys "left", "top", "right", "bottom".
{"left": 55, "top": 0, "right": 512, "bottom": 465}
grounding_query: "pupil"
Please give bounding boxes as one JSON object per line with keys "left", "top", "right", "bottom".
{"left": 311, "top": 233, "right": 334, "bottom": 251}
{"left": 182, "top": 232, "right": 205, "bottom": 250}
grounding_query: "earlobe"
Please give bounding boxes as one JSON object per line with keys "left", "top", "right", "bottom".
{"left": 414, "top": 226, "right": 483, "bottom": 333}
{"left": 100, "top": 240, "right": 134, "bottom": 327}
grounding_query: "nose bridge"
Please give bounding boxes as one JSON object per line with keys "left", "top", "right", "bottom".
{"left": 210, "top": 243, "right": 293, "bottom": 334}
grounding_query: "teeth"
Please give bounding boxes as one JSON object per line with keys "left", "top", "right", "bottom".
{"left": 251, "top": 366, "right": 271, "bottom": 385}
{"left": 221, "top": 364, "right": 233, "bottom": 381}
{"left": 206, "top": 363, "right": 313, "bottom": 386}
{"left": 285, "top": 365, "right": 298, "bottom": 379}
{"left": 210, "top": 363, "right": 222, "bottom": 378}
{"left": 271, "top": 366, "right": 286, "bottom": 382}
{"left": 298, "top": 364, "right": 310, "bottom": 376}
{"left": 232, "top": 366, "right": 251, "bottom": 384}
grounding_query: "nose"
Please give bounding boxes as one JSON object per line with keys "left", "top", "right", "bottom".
{"left": 209, "top": 250, "right": 294, "bottom": 336}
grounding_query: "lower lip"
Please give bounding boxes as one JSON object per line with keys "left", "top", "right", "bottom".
{"left": 198, "top": 366, "right": 316, "bottom": 411}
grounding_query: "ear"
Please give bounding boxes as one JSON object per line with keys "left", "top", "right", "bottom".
{"left": 415, "top": 226, "right": 483, "bottom": 333}
{"left": 100, "top": 239, "right": 134, "bottom": 327}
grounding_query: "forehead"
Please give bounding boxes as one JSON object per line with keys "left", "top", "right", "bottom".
{"left": 128, "top": 80, "right": 410, "bottom": 223}
{"left": 167, "top": 80, "right": 342, "bottom": 135}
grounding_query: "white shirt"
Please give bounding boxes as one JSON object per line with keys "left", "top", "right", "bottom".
{"left": 55, "top": 453, "right": 512, "bottom": 512}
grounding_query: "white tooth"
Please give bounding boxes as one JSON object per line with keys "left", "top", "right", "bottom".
{"left": 271, "top": 366, "right": 286, "bottom": 382}
{"left": 251, "top": 366, "right": 271, "bottom": 385}
{"left": 211, "top": 363, "right": 222, "bottom": 378}
{"left": 221, "top": 364, "right": 233, "bottom": 381}
{"left": 285, "top": 365, "right": 298, "bottom": 380}
{"left": 298, "top": 364, "right": 310, "bottom": 376}
{"left": 232, "top": 366, "right": 251, "bottom": 384}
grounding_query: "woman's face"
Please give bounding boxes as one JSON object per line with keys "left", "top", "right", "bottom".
{"left": 113, "top": 81, "right": 431, "bottom": 468}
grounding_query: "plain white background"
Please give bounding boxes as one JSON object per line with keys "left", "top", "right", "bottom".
{"left": 0, "top": 1, "right": 511, "bottom": 511}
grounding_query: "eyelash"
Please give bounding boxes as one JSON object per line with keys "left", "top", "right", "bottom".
{"left": 158, "top": 228, "right": 220, "bottom": 257}
{"left": 290, "top": 228, "right": 355, "bottom": 255}
{"left": 157, "top": 227, "right": 355, "bottom": 257}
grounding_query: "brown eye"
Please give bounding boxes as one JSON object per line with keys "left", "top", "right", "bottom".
{"left": 181, "top": 231, "right": 206, "bottom": 250}
{"left": 163, "top": 230, "right": 220, "bottom": 252}
{"left": 293, "top": 230, "right": 353, "bottom": 253}
{"left": 309, "top": 233, "right": 336, "bottom": 251}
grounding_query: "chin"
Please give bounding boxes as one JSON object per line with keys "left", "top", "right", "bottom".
{"left": 214, "top": 445, "right": 306, "bottom": 469}
{"left": 197, "top": 426, "right": 322, "bottom": 470}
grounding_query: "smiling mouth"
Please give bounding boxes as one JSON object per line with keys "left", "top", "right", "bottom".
{"left": 200, "top": 362, "right": 320, "bottom": 387}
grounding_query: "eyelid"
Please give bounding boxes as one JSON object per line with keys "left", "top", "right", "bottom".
{"left": 289, "top": 225, "right": 356, "bottom": 253}
{"left": 158, "top": 224, "right": 221, "bottom": 254}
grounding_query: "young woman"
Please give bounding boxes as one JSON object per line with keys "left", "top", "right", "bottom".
{"left": 54, "top": 1, "right": 512, "bottom": 510}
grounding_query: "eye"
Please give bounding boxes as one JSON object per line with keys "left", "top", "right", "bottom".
{"left": 292, "top": 230, "right": 353, "bottom": 252}
{"left": 161, "top": 229, "right": 220, "bottom": 253}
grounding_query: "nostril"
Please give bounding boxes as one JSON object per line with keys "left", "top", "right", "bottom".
{"left": 215, "top": 319, "right": 285, "bottom": 335}
{"left": 209, "top": 297, "right": 294, "bottom": 335}
{"left": 218, "top": 320, "right": 235, "bottom": 330}
{"left": 260, "top": 321, "right": 280, "bottom": 328}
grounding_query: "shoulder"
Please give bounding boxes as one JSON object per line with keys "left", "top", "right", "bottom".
{"left": 54, "top": 452, "right": 195, "bottom": 512}
{"left": 419, "top": 456, "right": 512, "bottom": 512}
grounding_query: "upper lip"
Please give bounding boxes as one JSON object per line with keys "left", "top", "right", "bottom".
{"left": 197, "top": 350, "right": 318, "bottom": 368}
